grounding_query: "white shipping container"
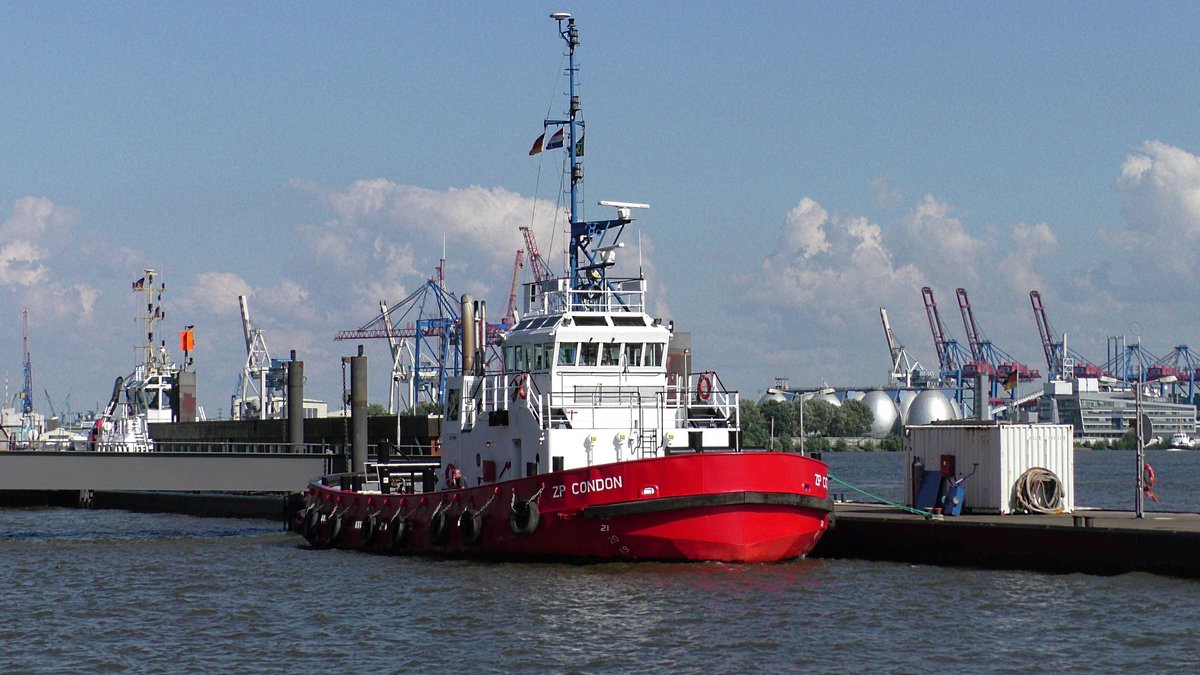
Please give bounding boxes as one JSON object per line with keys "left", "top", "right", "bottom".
{"left": 904, "top": 423, "right": 1074, "bottom": 514}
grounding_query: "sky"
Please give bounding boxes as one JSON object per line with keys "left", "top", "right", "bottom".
{"left": 2, "top": 2, "right": 1200, "bottom": 418}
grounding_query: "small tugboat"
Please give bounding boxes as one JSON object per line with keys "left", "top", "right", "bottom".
{"left": 88, "top": 269, "right": 180, "bottom": 452}
{"left": 297, "top": 14, "right": 832, "bottom": 563}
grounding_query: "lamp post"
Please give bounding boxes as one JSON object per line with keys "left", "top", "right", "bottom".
{"left": 1136, "top": 373, "right": 1175, "bottom": 518}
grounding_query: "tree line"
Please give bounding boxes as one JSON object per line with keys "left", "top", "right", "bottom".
{"left": 740, "top": 396, "right": 902, "bottom": 452}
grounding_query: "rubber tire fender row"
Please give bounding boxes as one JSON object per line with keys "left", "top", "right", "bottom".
{"left": 509, "top": 500, "right": 540, "bottom": 537}
{"left": 387, "top": 515, "right": 411, "bottom": 551}
{"left": 323, "top": 512, "right": 345, "bottom": 548}
{"left": 359, "top": 514, "right": 378, "bottom": 550}
{"left": 428, "top": 510, "right": 451, "bottom": 546}
{"left": 459, "top": 508, "right": 484, "bottom": 547}
{"left": 302, "top": 506, "right": 322, "bottom": 544}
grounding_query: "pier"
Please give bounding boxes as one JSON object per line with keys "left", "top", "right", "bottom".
{"left": 813, "top": 502, "right": 1200, "bottom": 579}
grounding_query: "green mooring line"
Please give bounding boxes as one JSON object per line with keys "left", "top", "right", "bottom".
{"left": 828, "top": 474, "right": 932, "bottom": 519}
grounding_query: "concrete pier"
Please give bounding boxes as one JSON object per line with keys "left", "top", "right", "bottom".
{"left": 813, "top": 502, "right": 1200, "bottom": 578}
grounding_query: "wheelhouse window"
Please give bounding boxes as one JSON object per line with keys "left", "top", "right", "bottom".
{"left": 504, "top": 346, "right": 514, "bottom": 372}
{"left": 624, "top": 342, "right": 644, "bottom": 367}
{"left": 601, "top": 342, "right": 621, "bottom": 366}
{"left": 533, "top": 343, "right": 548, "bottom": 371}
{"left": 580, "top": 342, "right": 599, "bottom": 366}
{"left": 646, "top": 342, "right": 664, "bottom": 367}
{"left": 557, "top": 342, "right": 578, "bottom": 367}
{"left": 514, "top": 345, "right": 527, "bottom": 372}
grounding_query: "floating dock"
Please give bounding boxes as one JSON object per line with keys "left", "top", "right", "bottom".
{"left": 812, "top": 502, "right": 1200, "bottom": 579}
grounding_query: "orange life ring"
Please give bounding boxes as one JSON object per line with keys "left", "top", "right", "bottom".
{"left": 511, "top": 374, "right": 527, "bottom": 401}
{"left": 1144, "top": 463, "right": 1159, "bottom": 503}
{"left": 696, "top": 372, "right": 713, "bottom": 402}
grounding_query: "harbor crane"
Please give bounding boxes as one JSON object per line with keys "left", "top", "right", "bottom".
{"left": 879, "top": 307, "right": 931, "bottom": 388}
{"left": 955, "top": 288, "right": 1041, "bottom": 400}
{"left": 921, "top": 287, "right": 971, "bottom": 386}
{"left": 520, "top": 225, "right": 555, "bottom": 285}
{"left": 234, "top": 295, "right": 284, "bottom": 420}
{"left": 19, "top": 308, "right": 32, "bottom": 415}
{"left": 502, "top": 249, "right": 524, "bottom": 327}
{"left": 336, "top": 261, "right": 463, "bottom": 412}
{"left": 1029, "top": 290, "right": 1105, "bottom": 380}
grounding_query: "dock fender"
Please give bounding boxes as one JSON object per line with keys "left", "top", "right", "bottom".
{"left": 459, "top": 508, "right": 484, "bottom": 546}
{"left": 429, "top": 510, "right": 451, "bottom": 546}
{"left": 359, "top": 513, "right": 378, "bottom": 550}
{"left": 387, "top": 515, "right": 411, "bottom": 551}
{"left": 324, "top": 512, "right": 345, "bottom": 547}
{"left": 509, "top": 499, "right": 540, "bottom": 537}
{"left": 302, "top": 506, "right": 322, "bottom": 543}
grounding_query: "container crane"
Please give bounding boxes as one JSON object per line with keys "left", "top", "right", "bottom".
{"left": 1029, "top": 290, "right": 1105, "bottom": 380}
{"left": 955, "top": 288, "right": 1041, "bottom": 399}
{"left": 921, "top": 287, "right": 971, "bottom": 383}
{"left": 1148, "top": 345, "right": 1199, "bottom": 403}
{"left": 520, "top": 225, "right": 555, "bottom": 284}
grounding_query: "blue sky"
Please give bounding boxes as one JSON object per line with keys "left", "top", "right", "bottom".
{"left": 2, "top": 2, "right": 1200, "bottom": 417}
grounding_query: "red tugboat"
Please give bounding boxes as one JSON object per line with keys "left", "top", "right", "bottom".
{"left": 297, "top": 13, "right": 832, "bottom": 563}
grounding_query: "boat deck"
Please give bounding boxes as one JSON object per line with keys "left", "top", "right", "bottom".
{"left": 812, "top": 502, "right": 1200, "bottom": 578}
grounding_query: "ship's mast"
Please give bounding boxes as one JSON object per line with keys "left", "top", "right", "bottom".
{"left": 548, "top": 13, "right": 646, "bottom": 302}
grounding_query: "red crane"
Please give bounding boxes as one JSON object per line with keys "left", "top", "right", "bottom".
{"left": 922, "top": 286, "right": 961, "bottom": 374}
{"left": 1030, "top": 290, "right": 1104, "bottom": 379}
{"left": 955, "top": 288, "right": 1040, "bottom": 383}
{"left": 520, "top": 226, "right": 555, "bottom": 284}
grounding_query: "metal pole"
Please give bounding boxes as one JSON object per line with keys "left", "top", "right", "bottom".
{"left": 351, "top": 347, "right": 368, "bottom": 475}
{"left": 1136, "top": 378, "right": 1144, "bottom": 519}
{"left": 286, "top": 352, "right": 303, "bottom": 453}
{"left": 799, "top": 395, "right": 805, "bottom": 456}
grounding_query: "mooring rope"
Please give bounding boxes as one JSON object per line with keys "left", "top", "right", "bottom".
{"left": 1013, "top": 467, "right": 1064, "bottom": 514}
{"left": 829, "top": 474, "right": 934, "bottom": 519}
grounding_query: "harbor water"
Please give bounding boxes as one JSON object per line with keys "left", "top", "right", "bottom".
{"left": 3, "top": 450, "right": 1199, "bottom": 672}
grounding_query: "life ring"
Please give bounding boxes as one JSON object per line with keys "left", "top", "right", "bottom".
{"left": 511, "top": 374, "right": 527, "bottom": 401}
{"left": 509, "top": 499, "right": 540, "bottom": 536}
{"left": 387, "top": 514, "right": 410, "bottom": 551}
{"left": 696, "top": 372, "right": 713, "bottom": 402}
{"left": 459, "top": 508, "right": 484, "bottom": 546}
{"left": 359, "top": 513, "right": 377, "bottom": 550}
{"left": 1144, "top": 463, "right": 1159, "bottom": 503}
{"left": 428, "top": 510, "right": 451, "bottom": 545}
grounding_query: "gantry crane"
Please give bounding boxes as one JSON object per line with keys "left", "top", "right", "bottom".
{"left": 520, "top": 226, "right": 555, "bottom": 285}
{"left": 234, "top": 295, "right": 284, "bottom": 420}
{"left": 1029, "top": 290, "right": 1105, "bottom": 380}
{"left": 955, "top": 288, "right": 1041, "bottom": 400}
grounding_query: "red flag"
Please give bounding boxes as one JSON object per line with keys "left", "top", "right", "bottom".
{"left": 529, "top": 132, "right": 546, "bottom": 156}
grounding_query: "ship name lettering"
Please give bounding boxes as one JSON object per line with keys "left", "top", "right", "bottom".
{"left": 571, "top": 476, "right": 623, "bottom": 495}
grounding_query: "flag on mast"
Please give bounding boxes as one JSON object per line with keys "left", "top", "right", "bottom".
{"left": 528, "top": 131, "right": 546, "bottom": 156}
{"left": 545, "top": 127, "right": 565, "bottom": 150}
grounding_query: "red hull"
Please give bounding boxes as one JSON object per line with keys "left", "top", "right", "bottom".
{"left": 297, "top": 452, "right": 833, "bottom": 563}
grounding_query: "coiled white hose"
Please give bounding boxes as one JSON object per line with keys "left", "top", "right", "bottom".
{"left": 1014, "top": 467, "right": 1064, "bottom": 514}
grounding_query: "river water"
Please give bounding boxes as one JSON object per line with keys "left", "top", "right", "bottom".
{"left": 2, "top": 450, "right": 1199, "bottom": 672}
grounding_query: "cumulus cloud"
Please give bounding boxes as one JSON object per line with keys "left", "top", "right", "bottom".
{"left": 1115, "top": 140, "right": 1200, "bottom": 278}
{"left": 999, "top": 222, "right": 1058, "bottom": 295}
{"left": 896, "top": 194, "right": 985, "bottom": 276}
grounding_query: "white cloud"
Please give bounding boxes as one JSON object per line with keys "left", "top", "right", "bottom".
{"left": 897, "top": 194, "right": 985, "bottom": 276}
{"left": 999, "top": 222, "right": 1058, "bottom": 295}
{"left": 782, "top": 197, "right": 832, "bottom": 259}
{"left": 1115, "top": 140, "right": 1200, "bottom": 279}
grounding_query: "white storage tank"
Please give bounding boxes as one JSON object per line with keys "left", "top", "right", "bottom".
{"left": 904, "top": 422, "right": 1075, "bottom": 515}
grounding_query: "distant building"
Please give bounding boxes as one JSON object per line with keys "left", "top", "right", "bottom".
{"left": 1038, "top": 378, "right": 1196, "bottom": 441}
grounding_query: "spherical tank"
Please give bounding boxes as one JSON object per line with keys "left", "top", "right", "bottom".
{"left": 904, "top": 389, "right": 958, "bottom": 427}
{"left": 817, "top": 392, "right": 841, "bottom": 407}
{"left": 897, "top": 390, "right": 918, "bottom": 421}
{"left": 757, "top": 391, "right": 788, "bottom": 405}
{"left": 848, "top": 391, "right": 866, "bottom": 402}
{"left": 861, "top": 390, "right": 899, "bottom": 439}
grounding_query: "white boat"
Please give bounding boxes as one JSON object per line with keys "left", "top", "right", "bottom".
{"left": 1168, "top": 431, "right": 1195, "bottom": 450}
